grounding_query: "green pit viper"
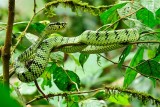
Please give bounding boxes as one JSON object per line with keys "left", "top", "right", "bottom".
{"left": 14, "top": 22, "right": 139, "bottom": 82}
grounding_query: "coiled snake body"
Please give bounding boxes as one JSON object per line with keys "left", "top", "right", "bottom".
{"left": 14, "top": 22, "right": 139, "bottom": 82}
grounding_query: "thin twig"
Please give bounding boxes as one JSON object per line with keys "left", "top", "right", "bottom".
{"left": 34, "top": 80, "right": 48, "bottom": 101}
{"left": 0, "top": 46, "right": 1, "bottom": 57}
{"left": 33, "top": 0, "right": 37, "bottom": 14}
{"left": 11, "top": 8, "right": 44, "bottom": 55}
{"left": 98, "top": 54, "right": 137, "bottom": 72}
{"left": 10, "top": 84, "right": 26, "bottom": 106}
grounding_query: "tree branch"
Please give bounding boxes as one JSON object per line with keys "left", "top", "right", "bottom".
{"left": 1, "top": 0, "right": 15, "bottom": 90}
{"left": 26, "top": 86, "right": 160, "bottom": 106}
{"left": 26, "top": 88, "right": 103, "bottom": 105}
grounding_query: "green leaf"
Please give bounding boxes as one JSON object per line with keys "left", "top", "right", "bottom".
{"left": 94, "top": 90, "right": 109, "bottom": 100}
{"left": 53, "top": 66, "right": 80, "bottom": 91}
{"left": 153, "top": 45, "right": 160, "bottom": 62}
{"left": 140, "top": 0, "right": 160, "bottom": 13}
{"left": 79, "top": 53, "right": 89, "bottom": 69}
{"left": 64, "top": 95, "right": 80, "bottom": 107}
{"left": 13, "top": 22, "right": 46, "bottom": 34}
{"left": 123, "top": 48, "right": 144, "bottom": 88}
{"left": 68, "top": 53, "right": 81, "bottom": 66}
{"left": 136, "top": 8, "right": 156, "bottom": 28}
{"left": 118, "top": 45, "right": 132, "bottom": 68}
{"left": 41, "top": 62, "right": 57, "bottom": 90}
{"left": 155, "top": 45, "right": 160, "bottom": 57}
{"left": 0, "top": 84, "right": 21, "bottom": 107}
{"left": 79, "top": 99, "right": 106, "bottom": 107}
{"left": 136, "top": 60, "right": 160, "bottom": 80}
{"left": 156, "top": 8, "right": 160, "bottom": 25}
{"left": 108, "top": 94, "right": 129, "bottom": 105}
{"left": 100, "top": 2, "right": 127, "bottom": 24}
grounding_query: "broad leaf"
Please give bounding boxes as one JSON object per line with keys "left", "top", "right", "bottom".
{"left": 100, "top": 2, "right": 127, "bottom": 24}
{"left": 136, "top": 60, "right": 160, "bottom": 80}
{"left": 64, "top": 95, "right": 80, "bottom": 107}
{"left": 138, "top": 33, "right": 160, "bottom": 50}
{"left": 156, "top": 8, "right": 160, "bottom": 25}
{"left": 79, "top": 53, "right": 89, "bottom": 69}
{"left": 123, "top": 48, "right": 144, "bottom": 88}
{"left": 118, "top": 45, "right": 132, "bottom": 68}
{"left": 140, "top": 0, "right": 160, "bottom": 13}
{"left": 41, "top": 62, "right": 57, "bottom": 90}
{"left": 108, "top": 94, "right": 129, "bottom": 106}
{"left": 0, "top": 84, "right": 21, "bottom": 107}
{"left": 53, "top": 66, "right": 80, "bottom": 91}
{"left": 136, "top": 8, "right": 156, "bottom": 28}
{"left": 79, "top": 99, "right": 106, "bottom": 107}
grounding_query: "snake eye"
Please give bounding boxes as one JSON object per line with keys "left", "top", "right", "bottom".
{"left": 25, "top": 59, "right": 34, "bottom": 68}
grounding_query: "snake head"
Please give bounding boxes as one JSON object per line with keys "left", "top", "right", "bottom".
{"left": 44, "top": 22, "right": 67, "bottom": 35}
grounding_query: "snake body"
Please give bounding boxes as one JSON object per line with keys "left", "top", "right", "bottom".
{"left": 14, "top": 23, "right": 139, "bottom": 82}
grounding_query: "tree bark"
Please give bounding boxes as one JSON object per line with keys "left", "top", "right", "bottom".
{"left": 1, "top": 0, "right": 15, "bottom": 91}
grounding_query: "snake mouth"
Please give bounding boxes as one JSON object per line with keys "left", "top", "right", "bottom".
{"left": 121, "top": 42, "right": 129, "bottom": 45}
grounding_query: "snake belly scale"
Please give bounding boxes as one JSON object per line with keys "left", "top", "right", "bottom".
{"left": 14, "top": 22, "right": 139, "bottom": 82}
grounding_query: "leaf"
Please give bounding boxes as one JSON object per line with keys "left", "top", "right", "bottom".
{"left": 108, "top": 94, "right": 129, "bottom": 105}
{"left": 136, "top": 60, "right": 160, "bottom": 80}
{"left": 79, "top": 53, "right": 89, "bottom": 69}
{"left": 156, "top": 8, "right": 160, "bottom": 25}
{"left": 0, "top": 84, "right": 21, "bottom": 107}
{"left": 140, "top": 0, "right": 160, "bottom": 13}
{"left": 136, "top": 8, "right": 156, "bottom": 28}
{"left": 100, "top": 2, "right": 127, "bottom": 24}
{"left": 53, "top": 66, "right": 80, "bottom": 91}
{"left": 155, "top": 45, "right": 160, "bottom": 57}
{"left": 13, "top": 22, "right": 46, "bottom": 34}
{"left": 68, "top": 53, "right": 81, "bottom": 66}
{"left": 153, "top": 45, "right": 160, "bottom": 62}
{"left": 79, "top": 99, "right": 106, "bottom": 107}
{"left": 138, "top": 33, "right": 160, "bottom": 50}
{"left": 118, "top": 45, "right": 132, "bottom": 68}
{"left": 41, "top": 62, "right": 57, "bottom": 90}
{"left": 117, "top": 2, "right": 142, "bottom": 27}
{"left": 94, "top": 90, "right": 109, "bottom": 100}
{"left": 123, "top": 48, "right": 144, "bottom": 88}
{"left": 50, "top": 52, "right": 64, "bottom": 65}
{"left": 64, "top": 95, "right": 80, "bottom": 107}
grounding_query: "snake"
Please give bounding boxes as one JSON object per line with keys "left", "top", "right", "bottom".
{"left": 14, "top": 22, "right": 139, "bottom": 82}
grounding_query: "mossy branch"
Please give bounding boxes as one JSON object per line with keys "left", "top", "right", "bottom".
{"left": 105, "top": 86, "right": 160, "bottom": 106}
{"left": 26, "top": 86, "right": 160, "bottom": 106}
{"left": 45, "top": 0, "right": 117, "bottom": 16}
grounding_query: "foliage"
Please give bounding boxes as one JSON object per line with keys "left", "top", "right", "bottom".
{"left": 0, "top": 0, "right": 160, "bottom": 107}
